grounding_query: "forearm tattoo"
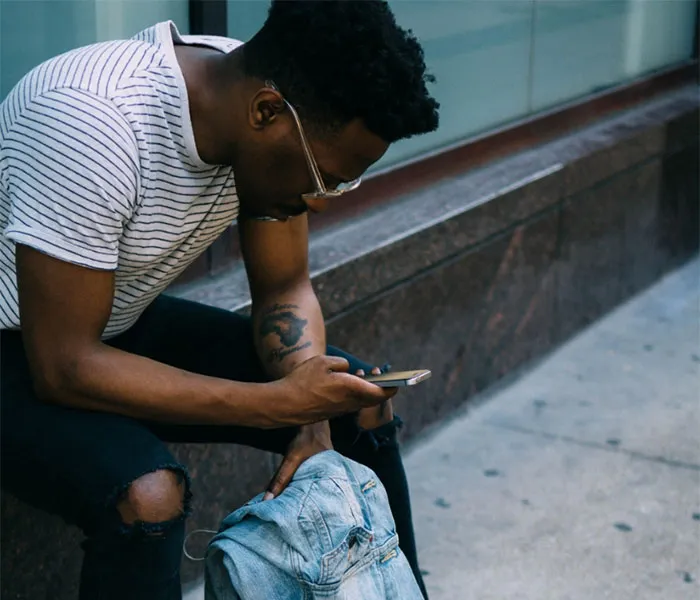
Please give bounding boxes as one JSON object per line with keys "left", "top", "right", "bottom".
{"left": 259, "top": 303, "right": 312, "bottom": 363}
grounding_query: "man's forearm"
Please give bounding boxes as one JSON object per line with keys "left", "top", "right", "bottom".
{"left": 252, "top": 282, "right": 327, "bottom": 380}
{"left": 42, "top": 283, "right": 324, "bottom": 429}
{"left": 42, "top": 343, "right": 285, "bottom": 428}
{"left": 252, "top": 282, "right": 392, "bottom": 431}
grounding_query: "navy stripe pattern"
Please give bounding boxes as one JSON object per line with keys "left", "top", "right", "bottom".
{"left": 0, "top": 22, "right": 241, "bottom": 338}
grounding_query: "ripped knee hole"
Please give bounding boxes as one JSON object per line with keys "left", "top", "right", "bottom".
{"left": 116, "top": 468, "right": 188, "bottom": 531}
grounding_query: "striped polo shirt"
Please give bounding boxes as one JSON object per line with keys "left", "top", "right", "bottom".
{"left": 0, "top": 21, "right": 241, "bottom": 338}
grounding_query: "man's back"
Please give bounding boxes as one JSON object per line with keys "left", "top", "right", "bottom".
{"left": 0, "top": 22, "right": 240, "bottom": 338}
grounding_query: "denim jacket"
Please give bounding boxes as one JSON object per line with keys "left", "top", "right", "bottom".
{"left": 205, "top": 450, "right": 423, "bottom": 600}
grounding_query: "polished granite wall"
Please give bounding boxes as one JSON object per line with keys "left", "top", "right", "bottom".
{"left": 1, "top": 85, "right": 697, "bottom": 599}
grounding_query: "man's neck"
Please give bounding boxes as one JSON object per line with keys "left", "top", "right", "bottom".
{"left": 175, "top": 45, "right": 245, "bottom": 166}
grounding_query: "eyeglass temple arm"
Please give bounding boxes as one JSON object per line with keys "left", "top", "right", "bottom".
{"left": 281, "top": 99, "right": 326, "bottom": 192}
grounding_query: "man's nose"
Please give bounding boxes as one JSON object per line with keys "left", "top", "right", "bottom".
{"left": 304, "top": 197, "right": 329, "bottom": 214}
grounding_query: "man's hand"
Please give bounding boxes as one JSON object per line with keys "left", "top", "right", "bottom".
{"left": 263, "top": 359, "right": 398, "bottom": 499}
{"left": 264, "top": 420, "right": 333, "bottom": 500}
{"left": 275, "top": 355, "right": 396, "bottom": 426}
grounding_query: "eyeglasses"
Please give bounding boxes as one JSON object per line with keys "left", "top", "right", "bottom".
{"left": 267, "top": 81, "right": 362, "bottom": 201}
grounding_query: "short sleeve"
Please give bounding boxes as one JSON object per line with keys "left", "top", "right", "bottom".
{"left": 1, "top": 88, "right": 139, "bottom": 270}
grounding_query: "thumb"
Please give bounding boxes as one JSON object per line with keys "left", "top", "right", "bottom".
{"left": 264, "top": 453, "right": 303, "bottom": 501}
{"left": 322, "top": 355, "right": 350, "bottom": 373}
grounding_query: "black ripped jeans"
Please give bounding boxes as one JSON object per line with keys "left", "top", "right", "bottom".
{"left": 0, "top": 295, "right": 428, "bottom": 600}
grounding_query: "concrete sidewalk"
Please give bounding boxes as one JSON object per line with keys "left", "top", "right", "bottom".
{"left": 185, "top": 259, "right": 699, "bottom": 600}
{"left": 407, "top": 259, "right": 699, "bottom": 600}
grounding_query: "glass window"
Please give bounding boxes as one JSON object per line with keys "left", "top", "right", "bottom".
{"left": 386, "top": 0, "right": 698, "bottom": 169}
{"left": 0, "top": 0, "right": 188, "bottom": 98}
{"left": 93, "top": 1, "right": 189, "bottom": 45}
{"left": 378, "top": 1, "right": 534, "bottom": 170}
{"left": 620, "top": 0, "right": 698, "bottom": 79}
{"left": 227, "top": 0, "right": 270, "bottom": 42}
{"left": 530, "top": 0, "right": 630, "bottom": 112}
{"left": 1, "top": 1, "right": 96, "bottom": 98}
{"left": 2, "top": 0, "right": 696, "bottom": 167}
{"left": 530, "top": 0, "right": 698, "bottom": 112}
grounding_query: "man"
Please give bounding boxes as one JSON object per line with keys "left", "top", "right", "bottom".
{"left": 0, "top": 1, "right": 440, "bottom": 598}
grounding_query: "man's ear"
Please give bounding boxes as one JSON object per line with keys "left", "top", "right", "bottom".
{"left": 249, "top": 87, "right": 285, "bottom": 130}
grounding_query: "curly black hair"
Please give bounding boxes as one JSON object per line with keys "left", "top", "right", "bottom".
{"left": 241, "top": 0, "right": 440, "bottom": 143}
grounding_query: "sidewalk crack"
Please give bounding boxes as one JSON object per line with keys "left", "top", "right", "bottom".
{"left": 483, "top": 421, "right": 700, "bottom": 472}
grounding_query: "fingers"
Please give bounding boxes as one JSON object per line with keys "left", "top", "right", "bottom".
{"left": 265, "top": 453, "right": 302, "bottom": 501}
{"left": 265, "top": 427, "right": 332, "bottom": 499}
{"left": 354, "top": 367, "right": 383, "bottom": 377}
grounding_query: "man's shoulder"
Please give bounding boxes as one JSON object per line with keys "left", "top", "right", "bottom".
{"left": 0, "top": 38, "right": 160, "bottom": 119}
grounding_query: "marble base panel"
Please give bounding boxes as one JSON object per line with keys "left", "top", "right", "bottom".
{"left": 326, "top": 211, "right": 560, "bottom": 440}
{"left": 658, "top": 146, "right": 700, "bottom": 267}
{"left": 0, "top": 495, "right": 83, "bottom": 600}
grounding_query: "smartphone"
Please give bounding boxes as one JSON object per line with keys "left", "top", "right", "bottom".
{"left": 363, "top": 369, "right": 432, "bottom": 387}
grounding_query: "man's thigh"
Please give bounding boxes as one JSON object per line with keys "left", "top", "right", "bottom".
{"left": 109, "top": 295, "right": 378, "bottom": 453}
{"left": 0, "top": 331, "right": 185, "bottom": 534}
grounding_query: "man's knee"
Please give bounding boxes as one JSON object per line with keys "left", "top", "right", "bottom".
{"left": 116, "top": 468, "right": 186, "bottom": 529}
